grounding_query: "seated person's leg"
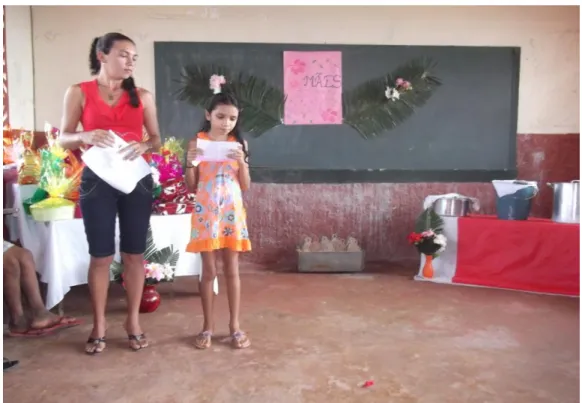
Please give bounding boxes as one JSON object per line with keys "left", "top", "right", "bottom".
{"left": 3, "top": 241, "right": 82, "bottom": 335}
{"left": 3, "top": 241, "right": 29, "bottom": 333}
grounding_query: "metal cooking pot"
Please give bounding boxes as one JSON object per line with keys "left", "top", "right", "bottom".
{"left": 547, "top": 180, "right": 580, "bottom": 224}
{"left": 432, "top": 195, "right": 479, "bottom": 217}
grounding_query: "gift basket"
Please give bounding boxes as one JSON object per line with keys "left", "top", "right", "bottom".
{"left": 24, "top": 123, "right": 84, "bottom": 221}
{"left": 30, "top": 168, "right": 76, "bottom": 221}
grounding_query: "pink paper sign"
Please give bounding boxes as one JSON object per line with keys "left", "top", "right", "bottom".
{"left": 283, "top": 51, "right": 343, "bottom": 125}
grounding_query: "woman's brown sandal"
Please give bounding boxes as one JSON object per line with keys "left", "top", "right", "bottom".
{"left": 231, "top": 331, "right": 251, "bottom": 349}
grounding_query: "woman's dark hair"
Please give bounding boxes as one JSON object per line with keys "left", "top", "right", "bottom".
{"left": 200, "top": 92, "right": 249, "bottom": 164}
{"left": 89, "top": 32, "right": 139, "bottom": 108}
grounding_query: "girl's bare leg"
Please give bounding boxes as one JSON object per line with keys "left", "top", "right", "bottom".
{"left": 223, "top": 249, "right": 250, "bottom": 349}
{"left": 194, "top": 251, "right": 217, "bottom": 349}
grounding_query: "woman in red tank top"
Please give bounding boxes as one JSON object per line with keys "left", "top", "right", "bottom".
{"left": 58, "top": 32, "right": 162, "bottom": 355}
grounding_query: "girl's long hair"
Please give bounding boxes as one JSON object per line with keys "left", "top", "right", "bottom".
{"left": 199, "top": 92, "right": 249, "bottom": 163}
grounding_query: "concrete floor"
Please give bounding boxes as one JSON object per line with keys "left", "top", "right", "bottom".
{"left": 3, "top": 269, "right": 580, "bottom": 403}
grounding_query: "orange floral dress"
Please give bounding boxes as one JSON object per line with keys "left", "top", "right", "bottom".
{"left": 186, "top": 132, "right": 252, "bottom": 253}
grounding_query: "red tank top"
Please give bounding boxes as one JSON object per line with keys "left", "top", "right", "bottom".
{"left": 78, "top": 79, "right": 144, "bottom": 144}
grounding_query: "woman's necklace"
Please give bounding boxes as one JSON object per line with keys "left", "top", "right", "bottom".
{"left": 98, "top": 82, "right": 121, "bottom": 101}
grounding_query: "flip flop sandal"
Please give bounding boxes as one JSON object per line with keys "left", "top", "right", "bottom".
{"left": 8, "top": 327, "right": 54, "bottom": 338}
{"left": 128, "top": 334, "right": 149, "bottom": 351}
{"left": 3, "top": 357, "right": 19, "bottom": 371}
{"left": 85, "top": 337, "right": 107, "bottom": 355}
{"left": 231, "top": 331, "right": 251, "bottom": 349}
{"left": 194, "top": 331, "right": 212, "bottom": 350}
{"left": 30, "top": 316, "right": 83, "bottom": 335}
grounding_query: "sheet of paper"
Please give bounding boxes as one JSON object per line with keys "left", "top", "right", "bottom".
{"left": 283, "top": 51, "right": 343, "bottom": 125}
{"left": 81, "top": 131, "right": 152, "bottom": 194}
{"left": 195, "top": 138, "right": 240, "bottom": 163}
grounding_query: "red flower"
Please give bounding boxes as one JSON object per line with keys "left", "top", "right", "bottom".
{"left": 407, "top": 232, "right": 423, "bottom": 244}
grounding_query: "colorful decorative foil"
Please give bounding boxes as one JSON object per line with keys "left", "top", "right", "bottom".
{"left": 150, "top": 153, "right": 183, "bottom": 184}
{"left": 17, "top": 131, "right": 41, "bottom": 184}
{"left": 159, "top": 137, "right": 185, "bottom": 163}
{"left": 147, "top": 136, "right": 194, "bottom": 215}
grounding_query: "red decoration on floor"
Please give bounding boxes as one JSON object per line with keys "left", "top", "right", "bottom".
{"left": 139, "top": 285, "right": 161, "bottom": 313}
{"left": 454, "top": 215, "right": 580, "bottom": 296}
{"left": 361, "top": 380, "right": 374, "bottom": 388}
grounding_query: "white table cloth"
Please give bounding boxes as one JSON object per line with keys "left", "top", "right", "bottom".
{"left": 11, "top": 184, "right": 217, "bottom": 310}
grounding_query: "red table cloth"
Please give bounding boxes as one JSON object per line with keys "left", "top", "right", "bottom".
{"left": 454, "top": 215, "right": 580, "bottom": 296}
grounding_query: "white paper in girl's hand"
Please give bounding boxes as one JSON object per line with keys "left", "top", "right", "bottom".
{"left": 195, "top": 138, "right": 240, "bottom": 163}
{"left": 81, "top": 131, "right": 151, "bottom": 194}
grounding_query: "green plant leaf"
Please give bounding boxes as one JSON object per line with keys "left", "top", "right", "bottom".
{"left": 143, "top": 225, "right": 157, "bottom": 262}
{"left": 110, "top": 224, "right": 181, "bottom": 284}
{"left": 175, "top": 64, "right": 286, "bottom": 137}
{"left": 109, "top": 260, "right": 123, "bottom": 283}
{"left": 343, "top": 57, "right": 442, "bottom": 139}
{"left": 414, "top": 207, "right": 444, "bottom": 234}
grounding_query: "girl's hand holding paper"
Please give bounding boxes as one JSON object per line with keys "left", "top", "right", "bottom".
{"left": 186, "top": 142, "right": 204, "bottom": 166}
{"left": 227, "top": 144, "right": 245, "bottom": 164}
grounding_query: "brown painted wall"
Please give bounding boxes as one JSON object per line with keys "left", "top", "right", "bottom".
{"left": 243, "top": 133, "right": 580, "bottom": 266}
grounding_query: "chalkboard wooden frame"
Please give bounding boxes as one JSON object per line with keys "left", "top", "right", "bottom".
{"left": 154, "top": 42, "right": 520, "bottom": 183}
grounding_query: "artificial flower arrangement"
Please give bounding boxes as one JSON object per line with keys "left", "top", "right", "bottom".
{"left": 209, "top": 74, "right": 226, "bottom": 94}
{"left": 407, "top": 228, "right": 447, "bottom": 256}
{"left": 147, "top": 137, "right": 197, "bottom": 216}
{"left": 384, "top": 77, "right": 413, "bottom": 101}
{"left": 110, "top": 225, "right": 179, "bottom": 286}
{"left": 408, "top": 207, "right": 447, "bottom": 279}
{"left": 342, "top": 58, "right": 442, "bottom": 138}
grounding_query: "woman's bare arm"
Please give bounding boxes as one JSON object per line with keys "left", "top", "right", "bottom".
{"left": 58, "top": 85, "right": 88, "bottom": 150}
{"left": 140, "top": 89, "right": 162, "bottom": 152}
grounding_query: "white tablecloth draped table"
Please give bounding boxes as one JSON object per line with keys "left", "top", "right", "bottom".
{"left": 11, "top": 184, "right": 217, "bottom": 310}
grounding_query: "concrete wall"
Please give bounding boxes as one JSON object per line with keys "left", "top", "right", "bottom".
{"left": 5, "top": 6, "right": 580, "bottom": 266}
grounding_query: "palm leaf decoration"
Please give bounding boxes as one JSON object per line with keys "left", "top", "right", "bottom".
{"left": 414, "top": 207, "right": 444, "bottom": 234}
{"left": 175, "top": 64, "right": 286, "bottom": 137}
{"left": 142, "top": 225, "right": 158, "bottom": 262}
{"left": 343, "top": 57, "right": 442, "bottom": 139}
{"left": 110, "top": 260, "right": 123, "bottom": 282}
{"left": 109, "top": 224, "right": 180, "bottom": 283}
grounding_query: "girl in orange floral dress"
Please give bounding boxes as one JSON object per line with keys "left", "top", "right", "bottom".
{"left": 185, "top": 91, "right": 252, "bottom": 349}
